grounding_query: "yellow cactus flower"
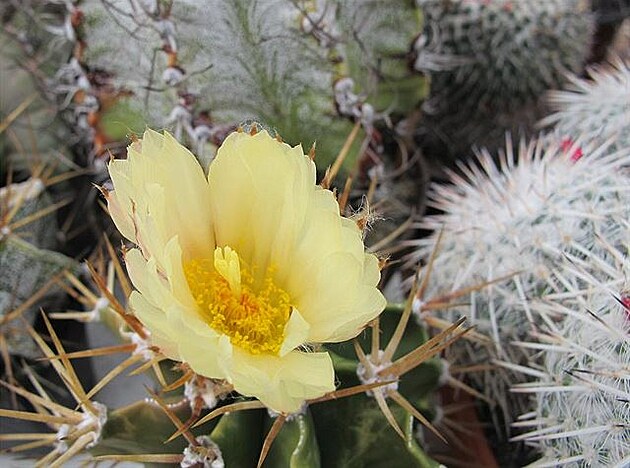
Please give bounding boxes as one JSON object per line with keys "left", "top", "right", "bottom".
{"left": 106, "top": 128, "right": 386, "bottom": 413}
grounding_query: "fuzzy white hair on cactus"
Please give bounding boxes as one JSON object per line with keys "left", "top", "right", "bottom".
{"left": 540, "top": 59, "right": 630, "bottom": 152}
{"left": 509, "top": 238, "right": 630, "bottom": 467}
{"left": 408, "top": 136, "right": 630, "bottom": 425}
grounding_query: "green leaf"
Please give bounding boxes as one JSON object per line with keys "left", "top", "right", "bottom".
{"left": 264, "top": 410, "right": 321, "bottom": 468}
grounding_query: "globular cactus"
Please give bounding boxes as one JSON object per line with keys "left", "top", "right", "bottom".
{"left": 407, "top": 136, "right": 630, "bottom": 426}
{"left": 0, "top": 179, "right": 78, "bottom": 359}
{"left": 510, "top": 236, "right": 630, "bottom": 467}
{"left": 0, "top": 178, "right": 55, "bottom": 249}
{"left": 413, "top": 0, "right": 595, "bottom": 163}
{"left": 540, "top": 59, "right": 630, "bottom": 152}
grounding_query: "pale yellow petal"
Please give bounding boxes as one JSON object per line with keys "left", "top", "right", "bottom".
{"left": 293, "top": 251, "right": 385, "bottom": 343}
{"left": 108, "top": 129, "right": 214, "bottom": 264}
{"left": 125, "top": 242, "right": 217, "bottom": 339}
{"left": 130, "top": 286, "right": 231, "bottom": 381}
{"left": 279, "top": 308, "right": 310, "bottom": 357}
{"left": 205, "top": 129, "right": 384, "bottom": 344}
{"left": 105, "top": 175, "right": 136, "bottom": 242}
{"left": 125, "top": 246, "right": 177, "bottom": 315}
{"left": 178, "top": 334, "right": 232, "bottom": 380}
{"left": 110, "top": 128, "right": 386, "bottom": 415}
{"left": 159, "top": 236, "right": 199, "bottom": 311}
{"left": 207, "top": 130, "right": 316, "bottom": 280}
{"left": 128, "top": 291, "right": 178, "bottom": 358}
{"left": 230, "top": 349, "right": 334, "bottom": 413}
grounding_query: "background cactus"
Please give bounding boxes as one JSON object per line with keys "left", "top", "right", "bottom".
{"left": 3, "top": 0, "right": 432, "bottom": 252}
{"left": 72, "top": 0, "right": 427, "bottom": 174}
{"left": 510, "top": 235, "right": 630, "bottom": 467}
{"left": 589, "top": 0, "right": 630, "bottom": 63}
{"left": 540, "top": 59, "right": 630, "bottom": 152}
{"left": 0, "top": 179, "right": 78, "bottom": 359}
{"left": 0, "top": 33, "right": 73, "bottom": 177}
{"left": 407, "top": 136, "right": 630, "bottom": 431}
{"left": 413, "top": 0, "right": 595, "bottom": 166}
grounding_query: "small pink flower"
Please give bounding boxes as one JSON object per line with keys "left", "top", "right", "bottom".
{"left": 560, "top": 138, "right": 583, "bottom": 162}
{"left": 621, "top": 294, "right": 630, "bottom": 320}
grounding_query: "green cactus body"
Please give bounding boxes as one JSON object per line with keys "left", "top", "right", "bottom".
{"left": 76, "top": 0, "right": 426, "bottom": 174}
{"left": 328, "top": 0, "right": 426, "bottom": 117}
{"left": 83, "top": 302, "right": 444, "bottom": 467}
{"left": 0, "top": 34, "right": 71, "bottom": 174}
{"left": 311, "top": 306, "right": 443, "bottom": 467}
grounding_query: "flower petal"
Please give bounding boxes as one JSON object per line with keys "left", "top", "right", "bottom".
{"left": 206, "top": 130, "right": 384, "bottom": 343}
{"left": 230, "top": 349, "right": 335, "bottom": 413}
{"left": 109, "top": 128, "right": 387, "bottom": 415}
{"left": 108, "top": 129, "right": 214, "bottom": 264}
{"left": 279, "top": 308, "right": 310, "bottom": 357}
{"left": 127, "top": 245, "right": 232, "bottom": 380}
{"left": 178, "top": 334, "right": 232, "bottom": 381}
{"left": 128, "top": 291, "right": 178, "bottom": 358}
{"left": 295, "top": 251, "right": 385, "bottom": 342}
{"left": 207, "top": 130, "right": 316, "bottom": 279}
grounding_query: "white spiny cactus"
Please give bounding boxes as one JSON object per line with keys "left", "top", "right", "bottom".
{"left": 540, "top": 59, "right": 630, "bottom": 152}
{"left": 409, "top": 136, "right": 630, "bottom": 424}
{"left": 510, "top": 235, "right": 630, "bottom": 467}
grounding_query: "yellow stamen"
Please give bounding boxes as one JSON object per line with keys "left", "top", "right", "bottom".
{"left": 184, "top": 247, "right": 292, "bottom": 355}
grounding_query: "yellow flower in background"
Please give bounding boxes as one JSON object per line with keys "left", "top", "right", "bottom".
{"left": 106, "top": 128, "right": 386, "bottom": 413}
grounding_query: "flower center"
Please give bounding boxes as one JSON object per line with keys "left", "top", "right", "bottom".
{"left": 183, "top": 246, "right": 292, "bottom": 355}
